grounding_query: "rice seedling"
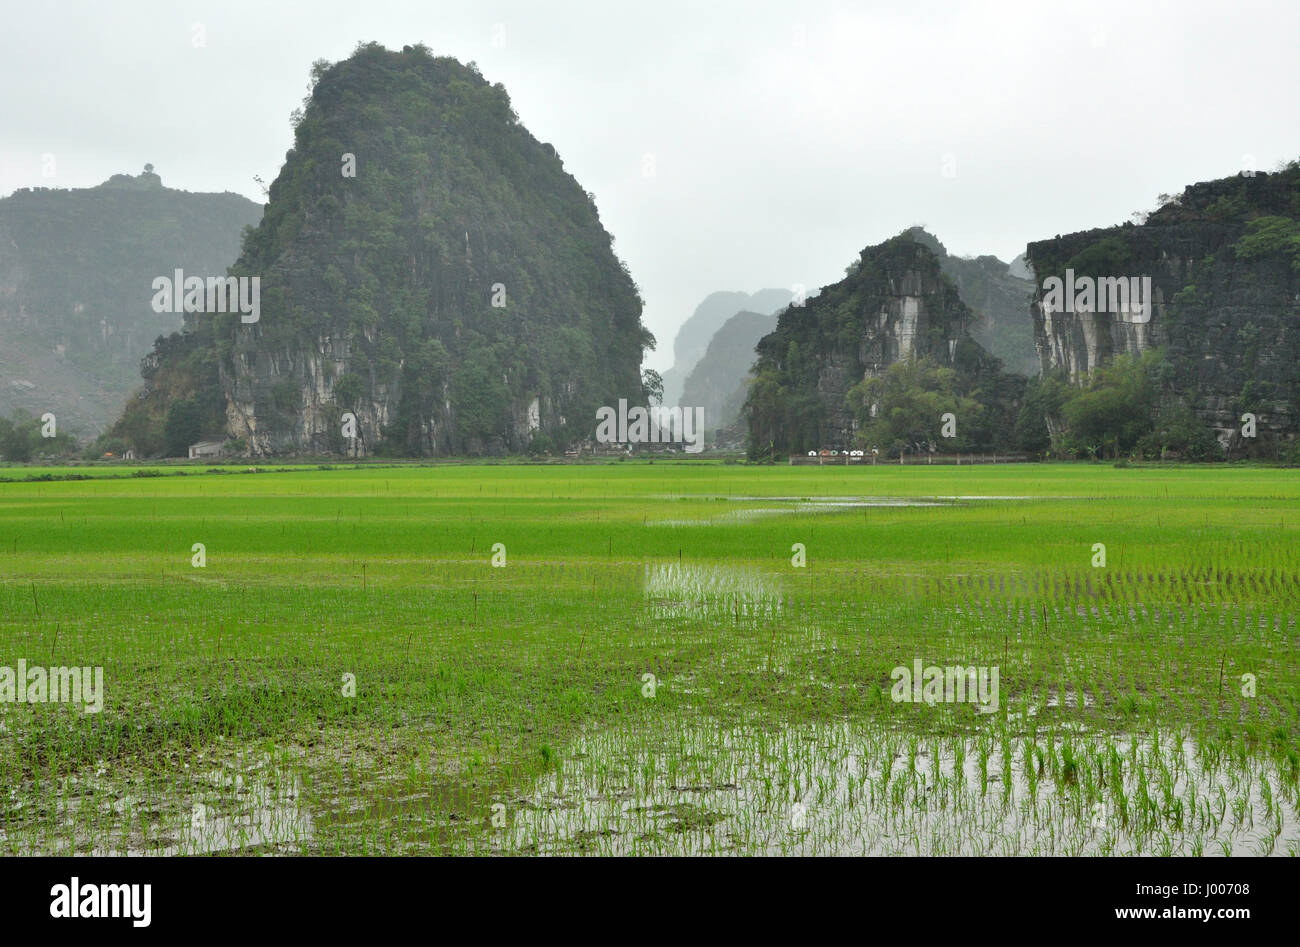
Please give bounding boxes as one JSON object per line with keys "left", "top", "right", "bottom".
{"left": 0, "top": 462, "right": 1295, "bottom": 855}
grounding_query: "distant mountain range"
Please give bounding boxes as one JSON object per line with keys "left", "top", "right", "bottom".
{"left": 658, "top": 288, "right": 794, "bottom": 411}
{"left": 4, "top": 45, "right": 1291, "bottom": 463}
{"left": 0, "top": 169, "right": 261, "bottom": 436}
{"left": 680, "top": 309, "right": 779, "bottom": 440}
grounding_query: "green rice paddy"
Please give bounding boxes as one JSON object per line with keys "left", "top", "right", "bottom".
{"left": 0, "top": 461, "right": 1297, "bottom": 855}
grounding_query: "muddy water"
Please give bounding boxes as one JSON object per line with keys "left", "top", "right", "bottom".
{"left": 163, "top": 770, "right": 311, "bottom": 856}
{"left": 502, "top": 721, "right": 1300, "bottom": 856}
{"left": 5, "top": 763, "right": 313, "bottom": 856}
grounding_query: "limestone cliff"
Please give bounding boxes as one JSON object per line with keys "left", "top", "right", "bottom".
{"left": 1027, "top": 164, "right": 1300, "bottom": 452}
{"left": 900, "top": 227, "right": 1038, "bottom": 377}
{"left": 116, "top": 44, "right": 652, "bottom": 457}
{"left": 744, "top": 233, "right": 1013, "bottom": 455}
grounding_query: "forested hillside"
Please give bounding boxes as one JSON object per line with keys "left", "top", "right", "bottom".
{"left": 113, "top": 43, "right": 653, "bottom": 457}
{"left": 0, "top": 169, "right": 260, "bottom": 437}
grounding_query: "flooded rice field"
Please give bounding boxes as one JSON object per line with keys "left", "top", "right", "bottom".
{"left": 2, "top": 464, "right": 1297, "bottom": 856}
{"left": 500, "top": 720, "right": 1300, "bottom": 856}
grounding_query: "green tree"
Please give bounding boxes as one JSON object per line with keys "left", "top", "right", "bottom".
{"left": 1138, "top": 400, "right": 1224, "bottom": 460}
{"left": 1014, "top": 373, "right": 1069, "bottom": 455}
{"left": 642, "top": 369, "right": 664, "bottom": 406}
{"left": 163, "top": 398, "right": 203, "bottom": 457}
{"left": 0, "top": 415, "right": 33, "bottom": 461}
{"left": 848, "top": 357, "right": 983, "bottom": 455}
{"left": 1056, "top": 351, "right": 1159, "bottom": 459}
{"left": 743, "top": 370, "right": 790, "bottom": 460}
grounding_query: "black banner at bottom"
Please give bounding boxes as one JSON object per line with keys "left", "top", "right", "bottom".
{"left": 0, "top": 856, "right": 1286, "bottom": 934}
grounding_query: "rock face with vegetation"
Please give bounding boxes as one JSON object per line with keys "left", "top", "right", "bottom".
{"left": 114, "top": 43, "right": 653, "bottom": 457}
{"left": 0, "top": 169, "right": 261, "bottom": 438}
{"left": 658, "top": 288, "right": 792, "bottom": 410}
{"left": 744, "top": 233, "right": 1021, "bottom": 458}
{"left": 686, "top": 229, "right": 1034, "bottom": 449}
{"left": 1027, "top": 163, "right": 1300, "bottom": 457}
{"left": 901, "top": 227, "right": 1038, "bottom": 377}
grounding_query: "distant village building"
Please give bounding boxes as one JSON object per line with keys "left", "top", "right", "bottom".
{"left": 790, "top": 447, "right": 874, "bottom": 465}
{"left": 188, "top": 440, "right": 225, "bottom": 460}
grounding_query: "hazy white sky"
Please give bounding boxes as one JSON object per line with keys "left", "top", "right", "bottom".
{"left": 2, "top": 0, "right": 1297, "bottom": 370}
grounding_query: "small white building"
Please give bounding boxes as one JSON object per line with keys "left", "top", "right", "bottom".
{"left": 188, "top": 440, "right": 225, "bottom": 460}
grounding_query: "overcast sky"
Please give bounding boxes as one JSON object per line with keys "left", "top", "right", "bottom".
{"left": 2, "top": 0, "right": 1297, "bottom": 371}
